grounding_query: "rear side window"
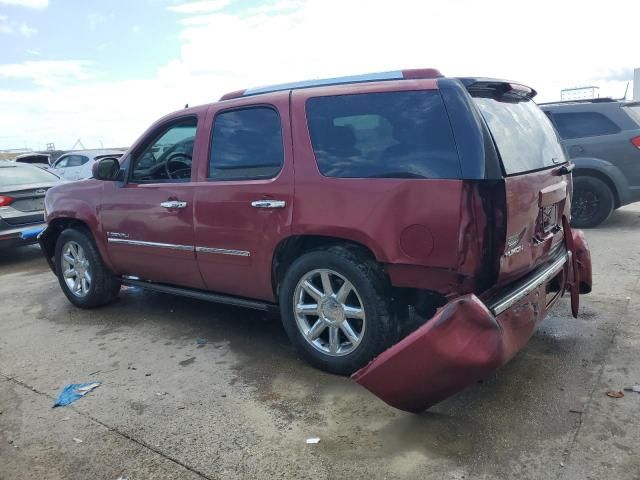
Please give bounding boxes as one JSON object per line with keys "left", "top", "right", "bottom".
{"left": 306, "top": 91, "right": 461, "bottom": 179}
{"left": 622, "top": 104, "right": 640, "bottom": 125}
{"left": 551, "top": 112, "right": 621, "bottom": 139}
{"left": 474, "top": 98, "right": 566, "bottom": 175}
{"left": 209, "top": 107, "right": 283, "bottom": 181}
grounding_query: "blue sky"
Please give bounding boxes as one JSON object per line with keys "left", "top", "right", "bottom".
{"left": 0, "top": 0, "right": 638, "bottom": 150}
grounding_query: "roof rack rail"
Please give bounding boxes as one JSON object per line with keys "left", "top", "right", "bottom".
{"left": 220, "top": 68, "right": 443, "bottom": 101}
{"left": 538, "top": 97, "right": 617, "bottom": 106}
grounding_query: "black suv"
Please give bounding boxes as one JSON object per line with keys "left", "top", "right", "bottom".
{"left": 540, "top": 98, "right": 640, "bottom": 227}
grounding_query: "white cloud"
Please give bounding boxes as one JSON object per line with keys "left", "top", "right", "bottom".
{"left": 0, "top": 0, "right": 48, "bottom": 8}
{"left": 167, "top": 0, "right": 231, "bottom": 14}
{"left": 1, "top": 0, "right": 639, "bottom": 150}
{"left": 0, "top": 14, "right": 38, "bottom": 36}
{"left": 0, "top": 60, "right": 94, "bottom": 88}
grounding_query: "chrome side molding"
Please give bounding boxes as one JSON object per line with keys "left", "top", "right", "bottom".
{"left": 107, "top": 238, "right": 193, "bottom": 251}
{"left": 195, "top": 246, "right": 251, "bottom": 257}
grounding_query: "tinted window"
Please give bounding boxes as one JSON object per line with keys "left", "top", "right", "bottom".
{"left": 474, "top": 98, "right": 566, "bottom": 175}
{"left": 551, "top": 112, "right": 621, "bottom": 139}
{"left": 55, "top": 157, "right": 69, "bottom": 168}
{"left": 209, "top": 107, "right": 283, "bottom": 180}
{"left": 306, "top": 91, "right": 460, "bottom": 179}
{"left": 67, "top": 155, "right": 89, "bottom": 167}
{"left": 0, "top": 165, "right": 58, "bottom": 187}
{"left": 131, "top": 118, "right": 197, "bottom": 182}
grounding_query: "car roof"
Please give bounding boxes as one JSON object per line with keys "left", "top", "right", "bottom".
{"left": 59, "top": 149, "right": 125, "bottom": 160}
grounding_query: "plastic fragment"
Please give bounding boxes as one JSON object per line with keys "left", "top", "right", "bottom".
{"left": 623, "top": 385, "right": 640, "bottom": 393}
{"left": 306, "top": 437, "right": 320, "bottom": 444}
{"left": 196, "top": 338, "right": 208, "bottom": 345}
{"left": 53, "top": 382, "right": 101, "bottom": 407}
{"left": 73, "top": 438, "right": 83, "bottom": 443}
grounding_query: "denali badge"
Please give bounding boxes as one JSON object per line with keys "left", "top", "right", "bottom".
{"left": 504, "top": 229, "right": 526, "bottom": 257}
{"left": 107, "top": 232, "right": 129, "bottom": 239}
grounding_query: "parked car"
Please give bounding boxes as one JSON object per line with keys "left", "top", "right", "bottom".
{"left": 51, "top": 150, "right": 124, "bottom": 181}
{"left": 14, "top": 152, "right": 52, "bottom": 170}
{"left": 540, "top": 98, "right": 640, "bottom": 227}
{"left": 0, "top": 163, "right": 62, "bottom": 249}
{"left": 39, "top": 69, "right": 592, "bottom": 412}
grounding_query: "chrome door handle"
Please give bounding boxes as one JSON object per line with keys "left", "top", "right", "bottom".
{"left": 251, "top": 200, "right": 286, "bottom": 209}
{"left": 160, "top": 200, "right": 188, "bottom": 209}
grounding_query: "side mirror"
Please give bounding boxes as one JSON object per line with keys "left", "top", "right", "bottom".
{"left": 92, "top": 157, "right": 121, "bottom": 181}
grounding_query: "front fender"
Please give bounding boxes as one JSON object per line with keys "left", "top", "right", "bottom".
{"left": 44, "top": 181, "right": 112, "bottom": 271}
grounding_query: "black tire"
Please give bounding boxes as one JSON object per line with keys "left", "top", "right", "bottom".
{"left": 571, "top": 176, "right": 614, "bottom": 228}
{"left": 279, "top": 246, "right": 395, "bottom": 375}
{"left": 54, "top": 228, "right": 121, "bottom": 308}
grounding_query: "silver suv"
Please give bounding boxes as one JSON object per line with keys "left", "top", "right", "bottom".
{"left": 540, "top": 98, "right": 640, "bottom": 227}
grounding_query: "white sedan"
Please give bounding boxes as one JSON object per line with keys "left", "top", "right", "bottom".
{"left": 51, "top": 149, "right": 124, "bottom": 181}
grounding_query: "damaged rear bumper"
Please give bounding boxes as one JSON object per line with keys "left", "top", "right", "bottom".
{"left": 353, "top": 230, "right": 591, "bottom": 413}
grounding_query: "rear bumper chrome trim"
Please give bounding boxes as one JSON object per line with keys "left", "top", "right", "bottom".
{"left": 107, "top": 237, "right": 193, "bottom": 251}
{"left": 195, "top": 246, "right": 250, "bottom": 257}
{"left": 488, "top": 251, "right": 569, "bottom": 315}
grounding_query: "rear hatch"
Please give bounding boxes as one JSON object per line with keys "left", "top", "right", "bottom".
{"left": 467, "top": 81, "right": 570, "bottom": 285}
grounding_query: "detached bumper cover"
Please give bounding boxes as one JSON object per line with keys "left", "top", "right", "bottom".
{"left": 0, "top": 222, "right": 46, "bottom": 248}
{"left": 354, "top": 229, "right": 591, "bottom": 413}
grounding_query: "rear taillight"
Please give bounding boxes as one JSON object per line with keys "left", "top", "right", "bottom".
{"left": 0, "top": 195, "right": 14, "bottom": 207}
{"left": 631, "top": 136, "right": 640, "bottom": 149}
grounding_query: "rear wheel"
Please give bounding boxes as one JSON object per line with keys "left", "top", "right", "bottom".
{"left": 279, "top": 246, "right": 395, "bottom": 375}
{"left": 571, "top": 176, "right": 614, "bottom": 228}
{"left": 55, "top": 228, "right": 121, "bottom": 308}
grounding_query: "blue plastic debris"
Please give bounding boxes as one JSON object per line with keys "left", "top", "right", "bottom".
{"left": 196, "top": 338, "right": 208, "bottom": 345}
{"left": 53, "top": 382, "right": 101, "bottom": 407}
{"left": 20, "top": 226, "right": 44, "bottom": 241}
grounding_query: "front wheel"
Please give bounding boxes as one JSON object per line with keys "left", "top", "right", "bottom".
{"left": 279, "top": 247, "right": 395, "bottom": 375}
{"left": 571, "top": 176, "right": 614, "bottom": 228}
{"left": 55, "top": 228, "right": 121, "bottom": 308}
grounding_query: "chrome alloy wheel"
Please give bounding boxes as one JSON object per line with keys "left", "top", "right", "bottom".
{"left": 61, "top": 241, "right": 92, "bottom": 298}
{"left": 293, "top": 269, "right": 366, "bottom": 356}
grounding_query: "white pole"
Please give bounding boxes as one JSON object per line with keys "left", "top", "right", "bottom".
{"left": 634, "top": 68, "right": 640, "bottom": 101}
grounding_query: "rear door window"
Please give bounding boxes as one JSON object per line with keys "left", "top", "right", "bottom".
{"left": 305, "top": 91, "right": 461, "bottom": 179}
{"left": 550, "top": 112, "right": 621, "bottom": 139}
{"left": 622, "top": 104, "right": 640, "bottom": 126}
{"left": 209, "top": 107, "right": 283, "bottom": 181}
{"left": 473, "top": 97, "right": 566, "bottom": 175}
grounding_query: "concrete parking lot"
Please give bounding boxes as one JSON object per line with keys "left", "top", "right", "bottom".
{"left": 1, "top": 206, "right": 639, "bottom": 480}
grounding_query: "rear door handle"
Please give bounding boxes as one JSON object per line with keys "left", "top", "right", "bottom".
{"left": 160, "top": 200, "right": 188, "bottom": 209}
{"left": 251, "top": 200, "right": 286, "bottom": 209}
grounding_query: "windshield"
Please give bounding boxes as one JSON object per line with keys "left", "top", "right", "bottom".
{"left": 0, "top": 164, "right": 59, "bottom": 187}
{"left": 473, "top": 97, "right": 566, "bottom": 175}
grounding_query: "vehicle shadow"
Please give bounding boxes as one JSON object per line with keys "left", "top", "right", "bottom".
{"left": 0, "top": 244, "right": 48, "bottom": 275}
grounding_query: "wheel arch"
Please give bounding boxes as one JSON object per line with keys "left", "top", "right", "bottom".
{"left": 40, "top": 217, "right": 100, "bottom": 273}
{"left": 572, "top": 159, "right": 627, "bottom": 208}
{"left": 271, "top": 235, "right": 379, "bottom": 297}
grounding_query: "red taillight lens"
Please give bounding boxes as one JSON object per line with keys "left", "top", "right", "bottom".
{"left": 0, "top": 195, "right": 14, "bottom": 207}
{"left": 631, "top": 136, "right": 640, "bottom": 149}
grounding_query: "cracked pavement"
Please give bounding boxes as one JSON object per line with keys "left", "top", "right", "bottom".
{"left": 1, "top": 205, "right": 639, "bottom": 480}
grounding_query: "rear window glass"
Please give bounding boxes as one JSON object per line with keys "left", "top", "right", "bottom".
{"left": 306, "top": 91, "right": 461, "bottom": 179}
{"left": 0, "top": 165, "right": 58, "bottom": 187}
{"left": 622, "top": 104, "right": 640, "bottom": 125}
{"left": 551, "top": 112, "right": 621, "bottom": 139}
{"left": 209, "top": 107, "right": 283, "bottom": 181}
{"left": 473, "top": 98, "right": 566, "bottom": 175}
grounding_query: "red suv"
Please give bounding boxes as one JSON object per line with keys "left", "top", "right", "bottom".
{"left": 39, "top": 69, "right": 592, "bottom": 412}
